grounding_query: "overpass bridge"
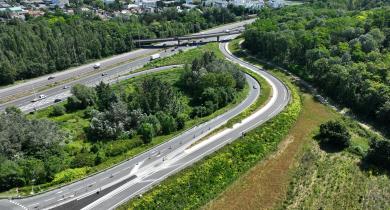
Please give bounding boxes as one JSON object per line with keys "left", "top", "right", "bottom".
{"left": 135, "top": 29, "right": 243, "bottom": 45}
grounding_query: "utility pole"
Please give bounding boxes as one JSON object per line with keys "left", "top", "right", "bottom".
{"left": 137, "top": 25, "right": 141, "bottom": 48}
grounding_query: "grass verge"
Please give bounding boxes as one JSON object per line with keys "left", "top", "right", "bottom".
{"left": 117, "top": 64, "right": 302, "bottom": 210}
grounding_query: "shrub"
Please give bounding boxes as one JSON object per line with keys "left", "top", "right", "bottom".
{"left": 138, "top": 123, "right": 155, "bottom": 144}
{"left": 365, "top": 138, "right": 390, "bottom": 170}
{"left": 316, "top": 120, "right": 351, "bottom": 150}
{"left": 51, "top": 167, "right": 89, "bottom": 185}
{"left": 51, "top": 105, "right": 66, "bottom": 117}
{"left": 70, "top": 152, "right": 96, "bottom": 168}
{"left": 105, "top": 139, "right": 142, "bottom": 157}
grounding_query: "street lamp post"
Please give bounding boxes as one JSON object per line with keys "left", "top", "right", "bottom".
{"left": 30, "top": 178, "right": 36, "bottom": 195}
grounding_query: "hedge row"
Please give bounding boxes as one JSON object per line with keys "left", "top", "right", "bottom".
{"left": 118, "top": 70, "right": 302, "bottom": 210}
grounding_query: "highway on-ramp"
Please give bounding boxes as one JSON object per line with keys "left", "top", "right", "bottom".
{"left": 0, "top": 28, "right": 291, "bottom": 210}
{"left": 78, "top": 41, "right": 291, "bottom": 210}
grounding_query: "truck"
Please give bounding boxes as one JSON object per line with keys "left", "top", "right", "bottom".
{"left": 93, "top": 63, "right": 101, "bottom": 69}
{"left": 150, "top": 53, "right": 160, "bottom": 61}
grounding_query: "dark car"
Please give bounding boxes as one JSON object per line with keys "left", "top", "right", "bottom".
{"left": 54, "top": 98, "right": 62, "bottom": 103}
{"left": 48, "top": 76, "right": 55, "bottom": 80}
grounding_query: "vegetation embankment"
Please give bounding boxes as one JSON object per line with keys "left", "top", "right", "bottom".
{"left": 203, "top": 88, "right": 336, "bottom": 210}
{"left": 0, "top": 46, "right": 247, "bottom": 196}
{"left": 281, "top": 119, "right": 390, "bottom": 209}
{"left": 117, "top": 60, "right": 301, "bottom": 209}
{"left": 242, "top": 0, "right": 390, "bottom": 132}
{"left": 0, "top": 7, "right": 242, "bottom": 86}
{"left": 220, "top": 14, "right": 390, "bottom": 208}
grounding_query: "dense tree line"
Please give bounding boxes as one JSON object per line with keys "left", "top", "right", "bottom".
{"left": 243, "top": 3, "right": 390, "bottom": 129}
{"left": 0, "top": 107, "right": 66, "bottom": 191}
{"left": 0, "top": 7, "right": 238, "bottom": 85}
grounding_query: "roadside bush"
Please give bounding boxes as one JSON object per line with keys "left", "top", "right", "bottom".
{"left": 65, "top": 96, "right": 83, "bottom": 111}
{"left": 66, "top": 84, "right": 96, "bottom": 111}
{"left": 0, "top": 159, "right": 25, "bottom": 191}
{"left": 176, "top": 113, "right": 188, "bottom": 130}
{"left": 51, "top": 167, "right": 89, "bottom": 185}
{"left": 138, "top": 123, "right": 155, "bottom": 144}
{"left": 105, "top": 139, "right": 143, "bottom": 157}
{"left": 51, "top": 105, "right": 66, "bottom": 117}
{"left": 316, "top": 120, "right": 351, "bottom": 150}
{"left": 156, "top": 111, "right": 178, "bottom": 135}
{"left": 70, "top": 152, "right": 96, "bottom": 168}
{"left": 365, "top": 138, "right": 390, "bottom": 170}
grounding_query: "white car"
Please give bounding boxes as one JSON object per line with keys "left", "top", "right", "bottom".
{"left": 93, "top": 63, "right": 101, "bottom": 69}
{"left": 38, "top": 94, "right": 47, "bottom": 99}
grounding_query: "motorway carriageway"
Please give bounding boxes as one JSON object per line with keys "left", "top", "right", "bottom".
{"left": 0, "top": 31, "right": 290, "bottom": 210}
{"left": 0, "top": 19, "right": 254, "bottom": 112}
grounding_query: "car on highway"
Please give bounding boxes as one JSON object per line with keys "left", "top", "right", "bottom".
{"left": 32, "top": 94, "right": 46, "bottom": 102}
{"left": 101, "top": 73, "right": 108, "bottom": 76}
{"left": 224, "top": 29, "right": 230, "bottom": 33}
{"left": 63, "top": 85, "right": 70, "bottom": 89}
{"left": 54, "top": 98, "right": 62, "bottom": 103}
{"left": 150, "top": 53, "right": 161, "bottom": 61}
{"left": 48, "top": 76, "right": 55, "bottom": 80}
{"left": 93, "top": 63, "right": 101, "bottom": 69}
{"left": 253, "top": 85, "right": 257, "bottom": 89}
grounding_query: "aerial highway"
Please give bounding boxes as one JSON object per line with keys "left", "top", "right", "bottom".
{"left": 0, "top": 47, "right": 262, "bottom": 210}
{"left": 0, "top": 21, "right": 291, "bottom": 210}
{"left": 0, "top": 19, "right": 253, "bottom": 112}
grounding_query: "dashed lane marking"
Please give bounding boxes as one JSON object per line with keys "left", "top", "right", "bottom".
{"left": 9, "top": 200, "right": 28, "bottom": 210}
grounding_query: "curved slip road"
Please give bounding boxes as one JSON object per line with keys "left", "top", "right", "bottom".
{"left": 71, "top": 42, "right": 290, "bottom": 210}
